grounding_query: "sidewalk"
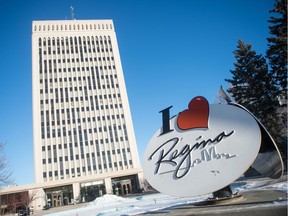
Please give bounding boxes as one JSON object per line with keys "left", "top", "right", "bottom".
{"left": 144, "top": 189, "right": 287, "bottom": 216}
{"left": 33, "top": 203, "right": 87, "bottom": 216}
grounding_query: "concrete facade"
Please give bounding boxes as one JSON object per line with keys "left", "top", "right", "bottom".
{"left": 32, "top": 19, "right": 142, "bottom": 183}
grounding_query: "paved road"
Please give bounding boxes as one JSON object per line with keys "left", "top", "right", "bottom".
{"left": 144, "top": 189, "right": 287, "bottom": 216}
{"left": 144, "top": 175, "right": 288, "bottom": 216}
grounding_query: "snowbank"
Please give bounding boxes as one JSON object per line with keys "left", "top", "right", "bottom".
{"left": 232, "top": 178, "right": 288, "bottom": 193}
{"left": 89, "top": 194, "right": 127, "bottom": 207}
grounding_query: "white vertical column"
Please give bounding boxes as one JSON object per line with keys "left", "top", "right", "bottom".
{"left": 104, "top": 177, "right": 112, "bottom": 194}
{"left": 72, "top": 182, "right": 80, "bottom": 204}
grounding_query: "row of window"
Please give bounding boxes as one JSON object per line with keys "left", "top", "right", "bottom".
{"left": 42, "top": 142, "right": 130, "bottom": 151}
{"left": 42, "top": 138, "right": 127, "bottom": 151}
{"left": 40, "top": 69, "right": 118, "bottom": 93}
{"left": 43, "top": 111, "right": 123, "bottom": 123}
{"left": 42, "top": 83, "right": 119, "bottom": 94}
{"left": 41, "top": 56, "right": 114, "bottom": 66}
{"left": 42, "top": 148, "right": 130, "bottom": 164}
{"left": 41, "top": 114, "right": 126, "bottom": 138}
{"left": 34, "top": 23, "right": 113, "bottom": 32}
{"left": 40, "top": 105, "right": 124, "bottom": 123}
{"left": 41, "top": 126, "right": 130, "bottom": 165}
{"left": 40, "top": 79, "right": 118, "bottom": 94}
{"left": 41, "top": 47, "right": 113, "bottom": 55}
{"left": 42, "top": 127, "right": 128, "bottom": 144}
{"left": 41, "top": 74, "right": 117, "bottom": 84}
{"left": 42, "top": 126, "right": 127, "bottom": 140}
{"left": 41, "top": 104, "right": 123, "bottom": 117}
{"left": 40, "top": 64, "right": 116, "bottom": 74}
{"left": 41, "top": 111, "right": 124, "bottom": 127}
{"left": 42, "top": 160, "right": 132, "bottom": 179}
{"left": 41, "top": 107, "right": 124, "bottom": 121}
{"left": 41, "top": 83, "right": 119, "bottom": 94}
{"left": 41, "top": 98, "right": 122, "bottom": 109}
{"left": 39, "top": 58, "right": 118, "bottom": 94}
{"left": 39, "top": 36, "right": 112, "bottom": 59}
{"left": 39, "top": 64, "right": 116, "bottom": 74}
{"left": 39, "top": 36, "right": 112, "bottom": 48}
{"left": 40, "top": 96, "right": 122, "bottom": 109}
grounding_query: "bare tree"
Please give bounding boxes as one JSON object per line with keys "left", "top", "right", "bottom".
{"left": 19, "top": 191, "right": 38, "bottom": 214}
{"left": 0, "top": 143, "right": 13, "bottom": 187}
{"left": 6, "top": 193, "right": 17, "bottom": 214}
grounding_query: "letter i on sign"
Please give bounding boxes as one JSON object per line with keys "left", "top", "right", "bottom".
{"left": 159, "top": 106, "right": 174, "bottom": 136}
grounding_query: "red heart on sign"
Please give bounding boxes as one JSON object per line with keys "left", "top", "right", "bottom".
{"left": 177, "top": 96, "right": 209, "bottom": 130}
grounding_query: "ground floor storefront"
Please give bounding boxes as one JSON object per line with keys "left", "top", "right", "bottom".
{"left": 41, "top": 174, "right": 142, "bottom": 209}
{"left": 0, "top": 191, "right": 30, "bottom": 215}
{"left": 45, "top": 185, "right": 74, "bottom": 207}
{"left": 0, "top": 171, "right": 144, "bottom": 214}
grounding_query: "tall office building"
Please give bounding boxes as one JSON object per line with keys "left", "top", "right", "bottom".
{"left": 32, "top": 19, "right": 143, "bottom": 207}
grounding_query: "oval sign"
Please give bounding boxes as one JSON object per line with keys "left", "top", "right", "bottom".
{"left": 143, "top": 98, "right": 261, "bottom": 197}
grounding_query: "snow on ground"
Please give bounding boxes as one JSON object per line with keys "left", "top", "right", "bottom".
{"left": 46, "top": 178, "right": 287, "bottom": 216}
{"left": 88, "top": 194, "right": 127, "bottom": 207}
{"left": 232, "top": 178, "right": 287, "bottom": 193}
{"left": 46, "top": 193, "right": 210, "bottom": 216}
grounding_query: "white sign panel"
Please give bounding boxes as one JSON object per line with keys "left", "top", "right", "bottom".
{"left": 143, "top": 96, "right": 261, "bottom": 197}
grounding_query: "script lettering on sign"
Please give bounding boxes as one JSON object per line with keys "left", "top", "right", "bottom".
{"left": 149, "top": 130, "right": 236, "bottom": 179}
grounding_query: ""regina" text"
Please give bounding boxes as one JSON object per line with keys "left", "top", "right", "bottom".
{"left": 148, "top": 130, "right": 235, "bottom": 179}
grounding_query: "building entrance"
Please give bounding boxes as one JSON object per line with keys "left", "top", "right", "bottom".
{"left": 45, "top": 185, "right": 73, "bottom": 207}
{"left": 112, "top": 175, "right": 140, "bottom": 196}
{"left": 80, "top": 180, "right": 106, "bottom": 203}
{"left": 52, "top": 192, "right": 62, "bottom": 207}
{"left": 121, "top": 180, "right": 132, "bottom": 195}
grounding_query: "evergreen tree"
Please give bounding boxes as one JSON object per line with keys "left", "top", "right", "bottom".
{"left": 266, "top": 0, "right": 287, "bottom": 102}
{"left": 266, "top": 0, "right": 287, "bottom": 158}
{"left": 224, "top": 0, "right": 287, "bottom": 164}
{"left": 225, "top": 40, "right": 281, "bottom": 140}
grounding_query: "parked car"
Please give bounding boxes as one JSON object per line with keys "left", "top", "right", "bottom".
{"left": 43, "top": 205, "right": 50, "bottom": 210}
{"left": 18, "top": 209, "right": 27, "bottom": 216}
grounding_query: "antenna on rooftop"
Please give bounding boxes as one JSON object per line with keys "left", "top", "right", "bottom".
{"left": 70, "top": 6, "right": 75, "bottom": 20}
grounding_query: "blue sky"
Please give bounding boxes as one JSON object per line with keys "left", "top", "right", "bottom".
{"left": 0, "top": 0, "right": 274, "bottom": 185}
